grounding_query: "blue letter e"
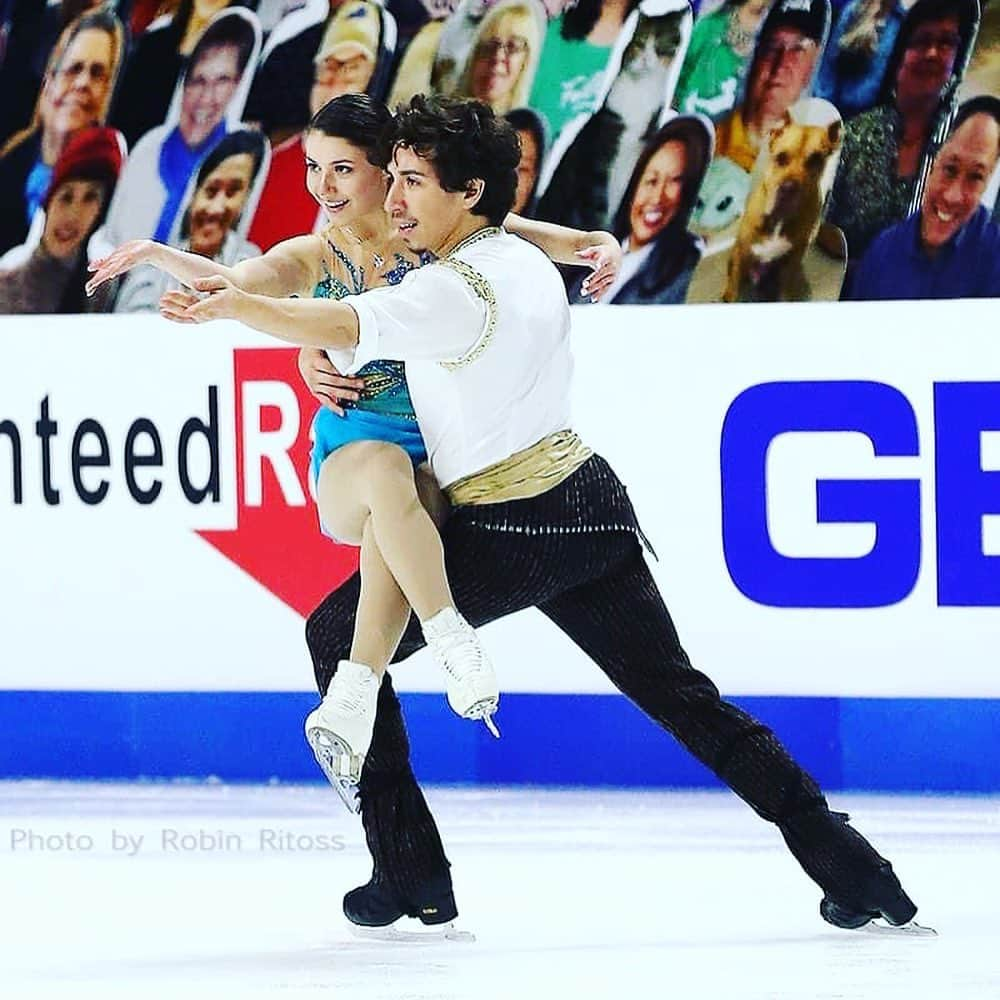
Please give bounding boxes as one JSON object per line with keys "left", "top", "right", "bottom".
{"left": 721, "top": 381, "right": 920, "bottom": 608}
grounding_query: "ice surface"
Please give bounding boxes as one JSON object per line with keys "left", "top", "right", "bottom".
{"left": 1, "top": 783, "right": 997, "bottom": 999}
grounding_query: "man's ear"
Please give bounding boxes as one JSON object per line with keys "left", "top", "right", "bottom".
{"left": 464, "top": 178, "right": 486, "bottom": 211}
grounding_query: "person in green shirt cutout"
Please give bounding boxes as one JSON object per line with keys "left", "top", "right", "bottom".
{"left": 529, "top": 0, "right": 636, "bottom": 145}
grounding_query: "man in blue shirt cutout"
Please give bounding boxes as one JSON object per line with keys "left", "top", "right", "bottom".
{"left": 846, "top": 95, "right": 1000, "bottom": 301}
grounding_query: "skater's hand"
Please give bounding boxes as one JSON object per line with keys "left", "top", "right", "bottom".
{"left": 86, "top": 240, "right": 156, "bottom": 296}
{"left": 298, "top": 348, "right": 365, "bottom": 416}
{"left": 158, "top": 288, "right": 199, "bottom": 323}
{"left": 576, "top": 235, "right": 622, "bottom": 302}
{"left": 160, "top": 274, "right": 245, "bottom": 323}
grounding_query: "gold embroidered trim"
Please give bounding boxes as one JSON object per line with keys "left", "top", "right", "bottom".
{"left": 446, "top": 226, "right": 503, "bottom": 257}
{"left": 445, "top": 430, "right": 593, "bottom": 507}
{"left": 435, "top": 256, "right": 497, "bottom": 371}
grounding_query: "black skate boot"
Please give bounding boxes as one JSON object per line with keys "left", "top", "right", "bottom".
{"left": 779, "top": 808, "right": 931, "bottom": 934}
{"left": 343, "top": 873, "right": 467, "bottom": 940}
{"left": 819, "top": 861, "right": 917, "bottom": 929}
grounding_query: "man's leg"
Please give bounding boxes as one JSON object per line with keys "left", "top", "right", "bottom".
{"left": 305, "top": 576, "right": 453, "bottom": 920}
{"left": 538, "top": 540, "right": 917, "bottom": 926}
{"left": 306, "top": 509, "right": 614, "bottom": 919}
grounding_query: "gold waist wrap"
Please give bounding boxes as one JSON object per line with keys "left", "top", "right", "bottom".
{"left": 444, "top": 430, "right": 593, "bottom": 507}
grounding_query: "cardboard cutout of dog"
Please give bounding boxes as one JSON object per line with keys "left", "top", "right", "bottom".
{"left": 723, "top": 110, "right": 841, "bottom": 302}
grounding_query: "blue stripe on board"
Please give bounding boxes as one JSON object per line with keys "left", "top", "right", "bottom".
{"left": 0, "top": 691, "right": 996, "bottom": 792}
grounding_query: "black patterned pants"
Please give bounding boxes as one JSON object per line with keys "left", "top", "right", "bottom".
{"left": 305, "top": 455, "right": 830, "bottom": 904}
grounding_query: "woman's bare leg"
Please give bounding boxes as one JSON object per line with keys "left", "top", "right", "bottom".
{"left": 305, "top": 446, "right": 495, "bottom": 796}
{"left": 319, "top": 442, "right": 457, "bottom": 665}
{"left": 348, "top": 463, "right": 449, "bottom": 673}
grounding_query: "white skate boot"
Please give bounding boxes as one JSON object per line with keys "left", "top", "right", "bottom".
{"left": 422, "top": 608, "right": 500, "bottom": 737}
{"left": 305, "top": 660, "right": 380, "bottom": 812}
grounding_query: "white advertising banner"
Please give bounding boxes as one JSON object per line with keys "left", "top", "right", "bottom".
{"left": 0, "top": 301, "right": 998, "bottom": 698}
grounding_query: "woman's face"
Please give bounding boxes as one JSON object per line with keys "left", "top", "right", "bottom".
{"left": 188, "top": 152, "right": 255, "bottom": 257}
{"left": 304, "top": 131, "right": 387, "bottom": 225}
{"left": 896, "top": 15, "right": 960, "bottom": 106}
{"left": 629, "top": 140, "right": 688, "bottom": 248}
{"left": 41, "top": 28, "right": 114, "bottom": 138}
{"left": 512, "top": 127, "right": 540, "bottom": 214}
{"left": 470, "top": 17, "right": 530, "bottom": 107}
{"left": 43, "top": 179, "right": 106, "bottom": 260}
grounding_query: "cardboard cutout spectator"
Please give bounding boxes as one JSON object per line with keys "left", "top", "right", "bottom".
{"left": 674, "top": 0, "right": 772, "bottom": 121}
{"left": 846, "top": 95, "right": 1000, "bottom": 298}
{"left": 248, "top": 0, "right": 391, "bottom": 250}
{"left": 506, "top": 106, "right": 547, "bottom": 213}
{"left": 448, "top": 0, "right": 545, "bottom": 112}
{"left": 0, "top": 9, "right": 124, "bottom": 255}
{"left": 536, "top": 0, "right": 691, "bottom": 230}
{"left": 92, "top": 7, "right": 260, "bottom": 255}
{"left": 0, "top": 126, "right": 123, "bottom": 313}
{"left": 0, "top": 3, "right": 129, "bottom": 146}
{"left": 113, "top": 1, "right": 258, "bottom": 148}
{"left": 568, "top": 112, "right": 712, "bottom": 302}
{"left": 814, "top": 0, "right": 907, "bottom": 118}
{"left": 529, "top": 0, "right": 639, "bottom": 147}
{"left": 115, "top": 128, "right": 268, "bottom": 310}
{"left": 824, "top": 0, "right": 979, "bottom": 260}
{"left": 713, "top": 0, "right": 830, "bottom": 173}
{"left": 245, "top": 0, "right": 396, "bottom": 145}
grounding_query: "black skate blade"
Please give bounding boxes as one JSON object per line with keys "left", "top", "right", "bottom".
{"left": 348, "top": 919, "right": 475, "bottom": 944}
{"left": 306, "top": 727, "right": 361, "bottom": 814}
{"left": 860, "top": 919, "right": 938, "bottom": 938}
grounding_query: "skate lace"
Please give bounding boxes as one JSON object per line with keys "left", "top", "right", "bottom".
{"left": 326, "top": 670, "right": 377, "bottom": 714}
{"left": 433, "top": 628, "right": 485, "bottom": 681}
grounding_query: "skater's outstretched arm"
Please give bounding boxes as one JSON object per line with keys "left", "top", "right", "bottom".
{"left": 86, "top": 235, "right": 325, "bottom": 299}
{"left": 159, "top": 273, "right": 362, "bottom": 349}
{"left": 161, "top": 263, "right": 484, "bottom": 363}
{"left": 504, "top": 213, "right": 622, "bottom": 301}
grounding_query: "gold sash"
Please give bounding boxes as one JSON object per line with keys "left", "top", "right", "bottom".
{"left": 445, "top": 430, "right": 593, "bottom": 507}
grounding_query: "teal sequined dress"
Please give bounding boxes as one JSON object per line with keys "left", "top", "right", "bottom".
{"left": 309, "top": 242, "right": 428, "bottom": 488}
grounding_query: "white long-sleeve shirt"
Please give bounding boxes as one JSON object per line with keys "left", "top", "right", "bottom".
{"left": 331, "top": 228, "right": 574, "bottom": 490}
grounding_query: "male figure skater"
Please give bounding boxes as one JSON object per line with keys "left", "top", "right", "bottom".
{"left": 173, "top": 96, "right": 923, "bottom": 937}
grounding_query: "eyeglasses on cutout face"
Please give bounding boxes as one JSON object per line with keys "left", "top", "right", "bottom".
{"left": 476, "top": 37, "right": 530, "bottom": 62}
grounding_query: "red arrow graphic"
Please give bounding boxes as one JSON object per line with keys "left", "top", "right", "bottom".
{"left": 197, "top": 347, "right": 358, "bottom": 618}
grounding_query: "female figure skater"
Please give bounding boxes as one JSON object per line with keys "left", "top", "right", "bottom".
{"left": 87, "top": 93, "right": 621, "bottom": 799}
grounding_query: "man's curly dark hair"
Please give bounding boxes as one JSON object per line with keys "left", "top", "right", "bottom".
{"left": 376, "top": 95, "right": 520, "bottom": 226}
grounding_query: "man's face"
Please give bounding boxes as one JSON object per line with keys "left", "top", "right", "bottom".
{"left": 920, "top": 113, "right": 1000, "bottom": 251}
{"left": 385, "top": 144, "right": 478, "bottom": 254}
{"left": 43, "top": 179, "right": 106, "bottom": 260}
{"left": 896, "top": 16, "right": 960, "bottom": 106}
{"left": 747, "top": 26, "right": 818, "bottom": 129}
{"left": 189, "top": 152, "right": 255, "bottom": 257}
{"left": 42, "top": 29, "right": 114, "bottom": 138}
{"left": 179, "top": 45, "right": 241, "bottom": 147}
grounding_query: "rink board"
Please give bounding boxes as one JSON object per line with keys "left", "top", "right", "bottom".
{"left": 0, "top": 690, "right": 998, "bottom": 792}
{"left": 1, "top": 304, "right": 998, "bottom": 790}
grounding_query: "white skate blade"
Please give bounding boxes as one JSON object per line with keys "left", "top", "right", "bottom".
{"left": 348, "top": 919, "right": 476, "bottom": 944}
{"left": 860, "top": 919, "right": 938, "bottom": 938}
{"left": 305, "top": 727, "right": 361, "bottom": 814}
